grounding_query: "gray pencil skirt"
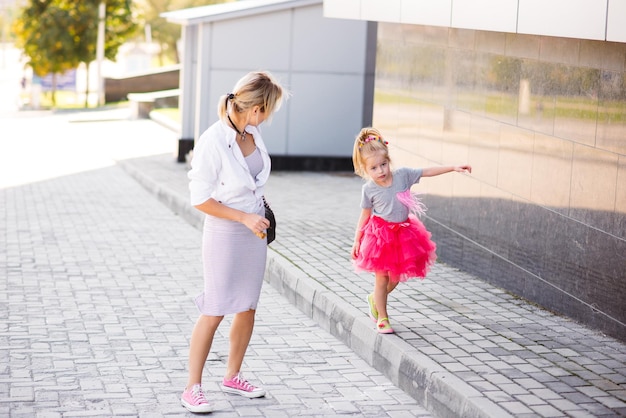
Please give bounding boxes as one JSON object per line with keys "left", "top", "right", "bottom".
{"left": 194, "top": 209, "right": 267, "bottom": 316}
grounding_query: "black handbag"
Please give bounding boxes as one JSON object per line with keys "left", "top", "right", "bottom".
{"left": 263, "top": 197, "right": 276, "bottom": 245}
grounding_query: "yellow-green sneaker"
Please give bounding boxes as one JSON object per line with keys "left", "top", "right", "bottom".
{"left": 377, "top": 317, "right": 394, "bottom": 334}
{"left": 367, "top": 293, "right": 378, "bottom": 322}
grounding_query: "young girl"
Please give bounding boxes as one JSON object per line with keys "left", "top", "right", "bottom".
{"left": 351, "top": 127, "right": 471, "bottom": 334}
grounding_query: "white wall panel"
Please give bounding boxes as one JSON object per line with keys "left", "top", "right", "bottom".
{"left": 607, "top": 0, "right": 626, "bottom": 42}
{"left": 206, "top": 70, "right": 291, "bottom": 153}
{"left": 323, "top": 0, "right": 361, "bottom": 19}
{"left": 195, "top": 23, "right": 213, "bottom": 138}
{"left": 451, "top": 0, "right": 518, "bottom": 33}
{"left": 211, "top": 13, "right": 292, "bottom": 70}
{"left": 361, "top": 0, "right": 401, "bottom": 23}
{"left": 322, "top": 0, "right": 626, "bottom": 44}
{"left": 172, "top": 1, "right": 373, "bottom": 158}
{"left": 518, "top": 0, "right": 607, "bottom": 40}
{"left": 288, "top": 73, "right": 364, "bottom": 156}
{"left": 293, "top": 6, "right": 367, "bottom": 72}
{"left": 401, "top": 0, "right": 451, "bottom": 27}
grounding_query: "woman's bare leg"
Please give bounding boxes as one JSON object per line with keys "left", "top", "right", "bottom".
{"left": 225, "top": 309, "right": 256, "bottom": 379}
{"left": 186, "top": 315, "right": 223, "bottom": 389}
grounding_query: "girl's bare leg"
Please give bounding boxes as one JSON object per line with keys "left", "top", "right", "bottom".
{"left": 225, "top": 309, "right": 256, "bottom": 379}
{"left": 387, "top": 279, "right": 399, "bottom": 294}
{"left": 186, "top": 315, "right": 223, "bottom": 389}
{"left": 374, "top": 272, "right": 390, "bottom": 320}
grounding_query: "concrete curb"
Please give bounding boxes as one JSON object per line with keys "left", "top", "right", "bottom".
{"left": 120, "top": 160, "right": 512, "bottom": 418}
{"left": 265, "top": 254, "right": 512, "bottom": 418}
{"left": 118, "top": 159, "right": 202, "bottom": 230}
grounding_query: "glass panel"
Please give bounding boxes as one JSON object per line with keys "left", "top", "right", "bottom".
{"left": 597, "top": 70, "right": 626, "bottom": 155}
{"left": 530, "top": 133, "right": 573, "bottom": 213}
{"left": 552, "top": 65, "right": 599, "bottom": 146}
{"left": 517, "top": 60, "right": 556, "bottom": 136}
{"left": 374, "top": 23, "right": 626, "bottom": 339}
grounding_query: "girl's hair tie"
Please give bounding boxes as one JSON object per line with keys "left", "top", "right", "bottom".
{"left": 359, "top": 135, "right": 389, "bottom": 148}
{"left": 227, "top": 93, "right": 235, "bottom": 100}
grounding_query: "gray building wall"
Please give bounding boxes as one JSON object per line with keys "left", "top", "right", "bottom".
{"left": 163, "top": 0, "right": 375, "bottom": 165}
{"left": 373, "top": 24, "right": 626, "bottom": 341}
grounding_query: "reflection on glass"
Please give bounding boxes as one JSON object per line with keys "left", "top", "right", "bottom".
{"left": 375, "top": 27, "right": 625, "bottom": 227}
{"left": 373, "top": 23, "right": 626, "bottom": 340}
{"left": 597, "top": 70, "right": 626, "bottom": 155}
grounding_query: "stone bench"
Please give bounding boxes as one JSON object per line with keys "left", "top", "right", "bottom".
{"left": 127, "top": 89, "right": 180, "bottom": 119}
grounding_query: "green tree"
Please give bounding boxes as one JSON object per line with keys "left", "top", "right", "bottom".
{"left": 0, "top": 2, "right": 19, "bottom": 44}
{"left": 13, "top": 0, "right": 137, "bottom": 107}
{"left": 135, "top": 0, "right": 231, "bottom": 65}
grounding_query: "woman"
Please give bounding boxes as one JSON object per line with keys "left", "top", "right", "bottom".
{"left": 181, "top": 71, "right": 287, "bottom": 413}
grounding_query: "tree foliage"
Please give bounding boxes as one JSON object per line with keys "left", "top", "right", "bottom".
{"left": 135, "top": 0, "right": 231, "bottom": 64}
{"left": 13, "top": 0, "right": 137, "bottom": 104}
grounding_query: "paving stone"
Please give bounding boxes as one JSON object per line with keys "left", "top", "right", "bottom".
{"left": 0, "top": 111, "right": 432, "bottom": 417}
{"left": 3, "top": 109, "right": 626, "bottom": 417}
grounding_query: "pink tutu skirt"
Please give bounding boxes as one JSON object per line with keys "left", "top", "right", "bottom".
{"left": 354, "top": 215, "right": 436, "bottom": 282}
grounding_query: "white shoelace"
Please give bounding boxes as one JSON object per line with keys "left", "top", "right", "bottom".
{"left": 190, "top": 385, "right": 209, "bottom": 404}
{"left": 233, "top": 373, "right": 255, "bottom": 391}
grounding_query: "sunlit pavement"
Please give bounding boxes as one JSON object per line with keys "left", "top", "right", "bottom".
{"left": 2, "top": 43, "right": 625, "bottom": 417}
{"left": 0, "top": 48, "right": 431, "bottom": 417}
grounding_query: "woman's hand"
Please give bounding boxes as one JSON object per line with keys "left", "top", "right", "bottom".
{"left": 242, "top": 212, "right": 270, "bottom": 239}
{"left": 195, "top": 199, "right": 270, "bottom": 239}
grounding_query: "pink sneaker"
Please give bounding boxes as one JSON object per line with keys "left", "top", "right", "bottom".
{"left": 222, "top": 372, "right": 266, "bottom": 398}
{"left": 181, "top": 384, "right": 213, "bottom": 413}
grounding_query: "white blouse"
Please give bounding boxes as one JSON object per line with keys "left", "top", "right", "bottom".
{"left": 188, "top": 120, "right": 271, "bottom": 214}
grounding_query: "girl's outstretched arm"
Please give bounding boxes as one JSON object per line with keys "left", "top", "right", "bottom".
{"left": 422, "top": 165, "right": 472, "bottom": 177}
{"left": 352, "top": 208, "right": 372, "bottom": 259}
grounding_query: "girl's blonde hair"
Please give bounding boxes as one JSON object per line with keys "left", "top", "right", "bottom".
{"left": 352, "top": 127, "right": 391, "bottom": 178}
{"left": 217, "top": 71, "right": 288, "bottom": 122}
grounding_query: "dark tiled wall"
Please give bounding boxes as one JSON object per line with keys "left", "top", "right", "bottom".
{"left": 374, "top": 24, "right": 626, "bottom": 341}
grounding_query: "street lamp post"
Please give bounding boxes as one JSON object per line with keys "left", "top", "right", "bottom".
{"left": 96, "top": 1, "right": 105, "bottom": 107}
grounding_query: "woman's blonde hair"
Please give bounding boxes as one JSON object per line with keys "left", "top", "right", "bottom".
{"left": 352, "top": 127, "right": 391, "bottom": 178}
{"left": 217, "top": 71, "right": 288, "bottom": 122}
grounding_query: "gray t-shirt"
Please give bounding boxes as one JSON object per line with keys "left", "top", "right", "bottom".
{"left": 360, "top": 167, "right": 423, "bottom": 223}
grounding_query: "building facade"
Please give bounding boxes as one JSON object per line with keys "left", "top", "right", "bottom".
{"left": 325, "top": 0, "right": 626, "bottom": 341}
{"left": 163, "top": 0, "right": 375, "bottom": 166}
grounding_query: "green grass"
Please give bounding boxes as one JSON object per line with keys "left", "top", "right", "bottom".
{"left": 21, "top": 90, "right": 101, "bottom": 109}
{"left": 376, "top": 89, "right": 626, "bottom": 122}
{"left": 152, "top": 107, "right": 180, "bottom": 122}
{"left": 29, "top": 88, "right": 623, "bottom": 125}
